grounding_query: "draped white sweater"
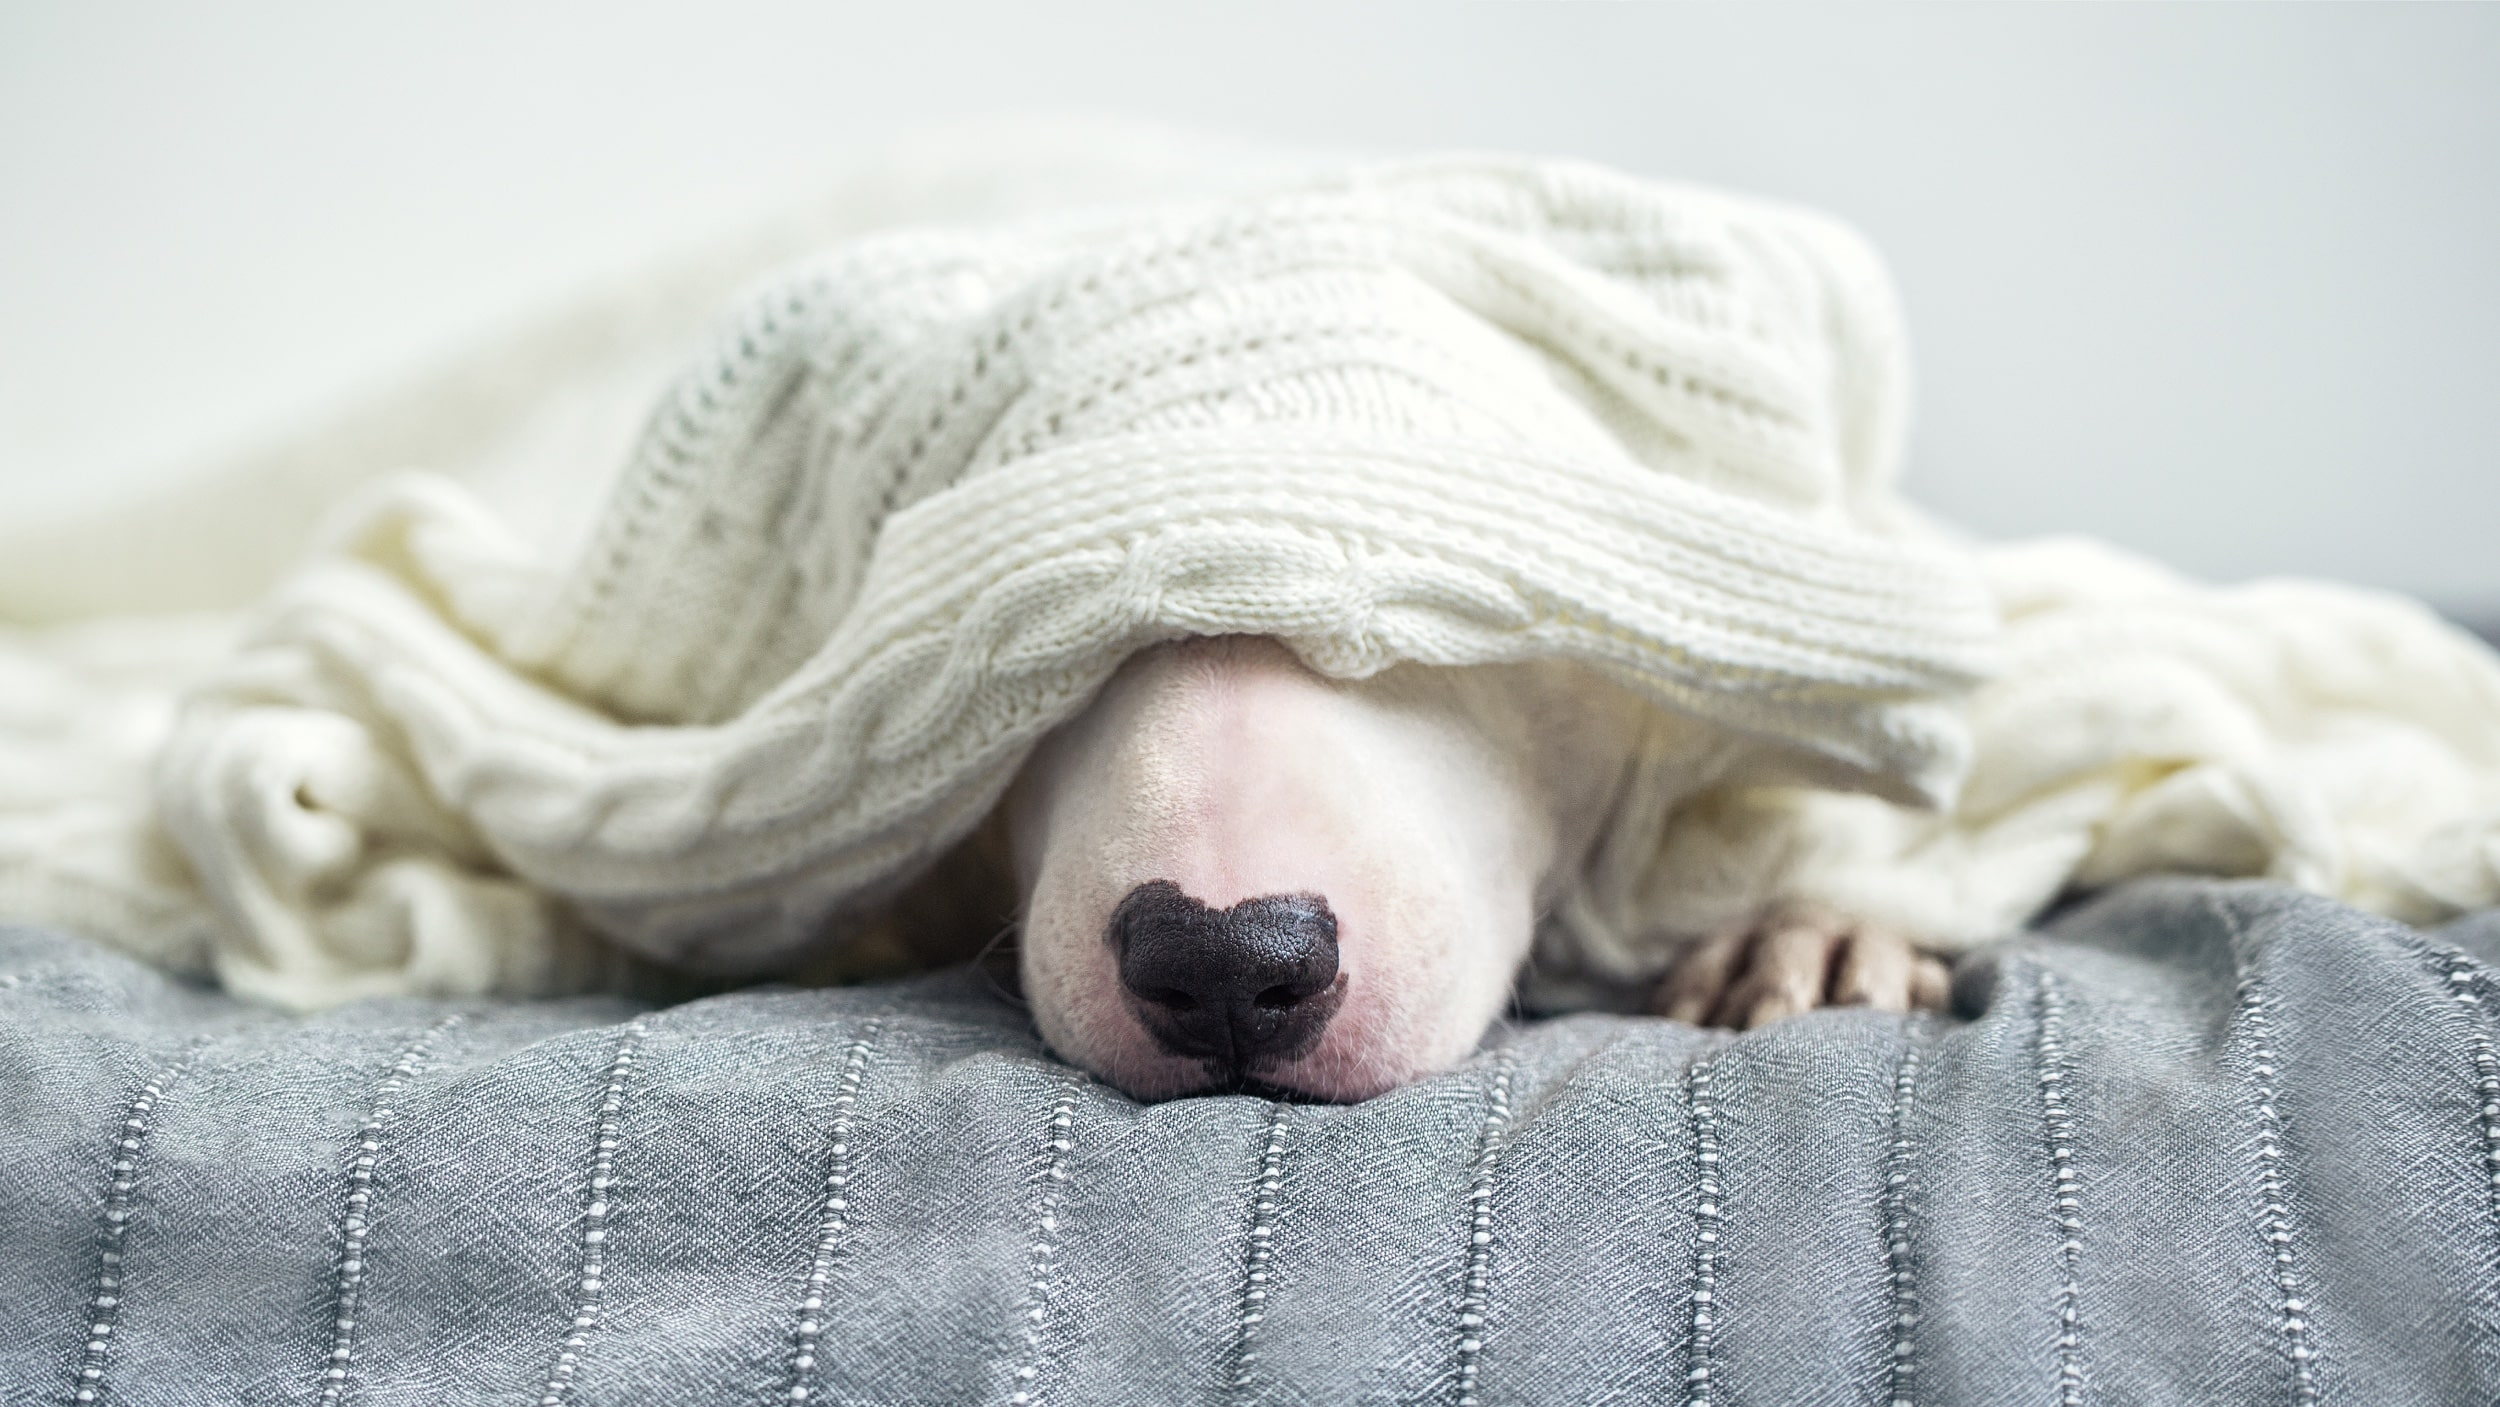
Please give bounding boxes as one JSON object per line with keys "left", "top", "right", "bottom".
{"left": 5, "top": 132, "right": 2496, "bottom": 1007}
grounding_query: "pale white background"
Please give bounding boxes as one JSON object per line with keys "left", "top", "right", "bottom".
{"left": 4, "top": 3, "right": 2495, "bottom": 625}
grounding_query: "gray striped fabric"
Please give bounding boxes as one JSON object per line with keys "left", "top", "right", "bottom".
{"left": 2, "top": 878, "right": 2496, "bottom": 1406}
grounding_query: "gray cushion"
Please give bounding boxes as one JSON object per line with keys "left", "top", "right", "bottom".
{"left": 3, "top": 878, "right": 2497, "bottom": 1405}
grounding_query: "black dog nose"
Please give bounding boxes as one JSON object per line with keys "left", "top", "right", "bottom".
{"left": 1109, "top": 880, "right": 1344, "bottom": 1075}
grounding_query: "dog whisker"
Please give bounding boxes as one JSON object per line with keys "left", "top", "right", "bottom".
{"left": 973, "top": 917, "right": 1028, "bottom": 1011}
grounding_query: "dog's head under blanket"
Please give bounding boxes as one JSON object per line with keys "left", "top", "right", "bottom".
{"left": 142, "top": 156, "right": 2000, "bottom": 1019}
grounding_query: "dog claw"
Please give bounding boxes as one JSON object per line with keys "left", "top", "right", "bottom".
{"left": 1656, "top": 926, "right": 1748, "bottom": 1025}
{"left": 1653, "top": 907, "right": 1948, "bottom": 1029}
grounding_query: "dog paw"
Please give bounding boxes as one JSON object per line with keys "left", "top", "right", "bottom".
{"left": 1652, "top": 905, "right": 1950, "bottom": 1029}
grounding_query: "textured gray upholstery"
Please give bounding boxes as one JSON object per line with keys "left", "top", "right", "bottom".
{"left": 3, "top": 878, "right": 2497, "bottom": 1405}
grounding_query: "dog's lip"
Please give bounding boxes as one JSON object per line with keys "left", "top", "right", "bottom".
{"left": 1131, "top": 1069, "right": 1368, "bottom": 1105}
{"left": 1046, "top": 1030, "right": 1383, "bottom": 1105}
{"left": 1091, "top": 1039, "right": 1417, "bottom": 1104}
{"left": 1094, "top": 1044, "right": 1366, "bottom": 1105}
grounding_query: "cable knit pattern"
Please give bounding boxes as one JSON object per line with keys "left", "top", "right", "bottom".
{"left": 1546, "top": 538, "right": 2500, "bottom": 986}
{"left": 128, "top": 156, "right": 2004, "bottom": 1003}
{"left": 5, "top": 140, "right": 2497, "bottom": 1007}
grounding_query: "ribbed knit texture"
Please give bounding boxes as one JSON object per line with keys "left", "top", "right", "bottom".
{"left": 138, "top": 156, "right": 2002, "bottom": 1005}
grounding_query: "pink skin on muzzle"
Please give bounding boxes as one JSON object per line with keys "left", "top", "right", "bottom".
{"left": 1004, "top": 636, "right": 1650, "bottom": 1102}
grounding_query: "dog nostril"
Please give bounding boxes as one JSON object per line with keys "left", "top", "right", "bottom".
{"left": 1109, "top": 880, "right": 1344, "bottom": 1070}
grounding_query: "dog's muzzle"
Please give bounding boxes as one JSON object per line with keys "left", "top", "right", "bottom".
{"left": 1108, "top": 880, "right": 1345, "bottom": 1085}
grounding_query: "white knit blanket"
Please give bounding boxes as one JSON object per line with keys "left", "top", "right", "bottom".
{"left": 6, "top": 130, "right": 2497, "bottom": 1006}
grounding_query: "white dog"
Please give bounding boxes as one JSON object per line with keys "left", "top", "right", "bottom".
{"left": 1008, "top": 635, "right": 1953, "bottom": 1102}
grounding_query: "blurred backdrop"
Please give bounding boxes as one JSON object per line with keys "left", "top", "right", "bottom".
{"left": 4, "top": 3, "right": 2495, "bottom": 628}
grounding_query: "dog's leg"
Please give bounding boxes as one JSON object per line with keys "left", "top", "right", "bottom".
{"left": 1653, "top": 906, "right": 1949, "bottom": 1029}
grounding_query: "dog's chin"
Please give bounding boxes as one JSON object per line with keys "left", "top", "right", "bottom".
{"left": 1029, "top": 958, "right": 1502, "bottom": 1104}
{"left": 1058, "top": 1027, "right": 1468, "bottom": 1105}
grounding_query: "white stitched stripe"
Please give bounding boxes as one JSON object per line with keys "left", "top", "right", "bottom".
{"left": 2035, "top": 968, "right": 2085, "bottom": 1407}
{"left": 2220, "top": 922, "right": 2321, "bottom": 1407}
{"left": 2434, "top": 955, "right": 2500, "bottom": 1229}
{"left": 1230, "top": 1102, "right": 1293, "bottom": 1396}
{"left": 535, "top": 1019, "right": 647, "bottom": 1407}
{"left": 1882, "top": 1018, "right": 1931, "bottom": 1407}
{"left": 782, "top": 1021, "right": 882, "bottom": 1404}
{"left": 1681, "top": 1048, "right": 1725, "bottom": 1407}
{"left": 317, "top": 1013, "right": 464, "bottom": 1405}
{"left": 1005, "top": 1079, "right": 1083, "bottom": 1406}
{"left": 1452, "top": 1050, "right": 1518, "bottom": 1407}
{"left": 69, "top": 1041, "right": 206, "bottom": 1406}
